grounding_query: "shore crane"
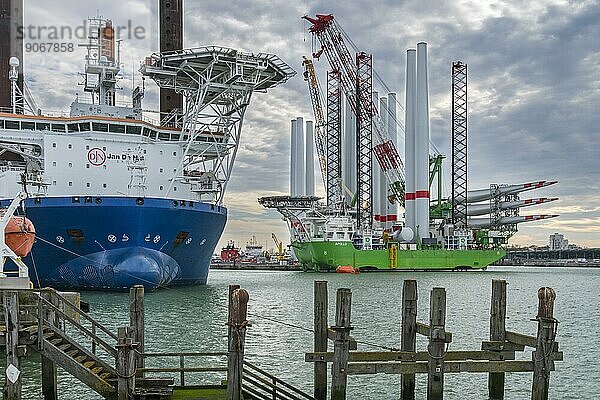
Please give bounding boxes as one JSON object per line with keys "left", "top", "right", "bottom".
{"left": 271, "top": 233, "right": 285, "bottom": 260}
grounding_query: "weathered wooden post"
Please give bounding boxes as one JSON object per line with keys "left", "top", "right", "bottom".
{"left": 489, "top": 279, "right": 507, "bottom": 400}
{"left": 331, "top": 288, "right": 352, "bottom": 400}
{"left": 40, "top": 291, "right": 58, "bottom": 400}
{"left": 427, "top": 288, "right": 446, "bottom": 400}
{"left": 129, "top": 285, "right": 145, "bottom": 378}
{"left": 3, "top": 291, "right": 21, "bottom": 400}
{"left": 531, "top": 287, "right": 557, "bottom": 400}
{"left": 116, "top": 327, "right": 136, "bottom": 400}
{"left": 401, "top": 280, "right": 417, "bottom": 400}
{"left": 314, "top": 281, "right": 328, "bottom": 400}
{"left": 227, "top": 287, "right": 249, "bottom": 400}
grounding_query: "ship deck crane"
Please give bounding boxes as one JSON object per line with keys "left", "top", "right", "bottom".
{"left": 301, "top": 57, "right": 328, "bottom": 191}
{"left": 303, "top": 14, "right": 406, "bottom": 220}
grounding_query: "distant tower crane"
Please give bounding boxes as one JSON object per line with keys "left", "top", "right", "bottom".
{"left": 303, "top": 14, "right": 406, "bottom": 228}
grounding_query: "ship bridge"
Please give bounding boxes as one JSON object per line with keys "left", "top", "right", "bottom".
{"left": 141, "top": 46, "right": 295, "bottom": 204}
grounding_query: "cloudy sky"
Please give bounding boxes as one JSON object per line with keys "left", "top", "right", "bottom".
{"left": 21, "top": 0, "right": 599, "bottom": 249}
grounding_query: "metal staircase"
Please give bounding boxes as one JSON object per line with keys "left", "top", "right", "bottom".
{"left": 11, "top": 289, "right": 120, "bottom": 399}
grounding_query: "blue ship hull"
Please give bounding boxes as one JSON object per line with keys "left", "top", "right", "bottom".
{"left": 0, "top": 196, "right": 227, "bottom": 290}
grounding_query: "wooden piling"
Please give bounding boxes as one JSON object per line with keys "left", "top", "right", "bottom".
{"left": 3, "top": 291, "right": 21, "bottom": 400}
{"left": 427, "top": 288, "right": 446, "bottom": 400}
{"left": 227, "top": 288, "right": 249, "bottom": 400}
{"left": 331, "top": 288, "right": 352, "bottom": 400}
{"left": 489, "top": 279, "right": 507, "bottom": 400}
{"left": 401, "top": 280, "right": 417, "bottom": 400}
{"left": 41, "top": 355, "right": 57, "bottom": 400}
{"left": 531, "top": 287, "right": 557, "bottom": 400}
{"left": 39, "top": 291, "right": 58, "bottom": 400}
{"left": 116, "top": 327, "right": 136, "bottom": 400}
{"left": 313, "top": 281, "right": 328, "bottom": 400}
{"left": 129, "top": 285, "right": 145, "bottom": 378}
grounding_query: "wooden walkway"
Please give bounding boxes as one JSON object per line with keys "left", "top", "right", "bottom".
{"left": 0, "top": 284, "right": 314, "bottom": 400}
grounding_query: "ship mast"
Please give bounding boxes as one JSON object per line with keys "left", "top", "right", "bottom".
{"left": 80, "top": 17, "right": 121, "bottom": 106}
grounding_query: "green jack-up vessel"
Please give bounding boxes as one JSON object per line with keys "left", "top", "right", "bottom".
{"left": 259, "top": 22, "right": 558, "bottom": 272}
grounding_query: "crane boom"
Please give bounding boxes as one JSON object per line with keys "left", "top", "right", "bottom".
{"left": 303, "top": 14, "right": 406, "bottom": 207}
{"left": 302, "top": 57, "right": 328, "bottom": 190}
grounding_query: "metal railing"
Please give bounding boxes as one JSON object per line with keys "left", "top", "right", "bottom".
{"left": 242, "top": 361, "right": 315, "bottom": 400}
{"left": 139, "top": 351, "right": 228, "bottom": 386}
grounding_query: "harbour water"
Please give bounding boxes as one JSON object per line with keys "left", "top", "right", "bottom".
{"left": 9, "top": 266, "right": 599, "bottom": 399}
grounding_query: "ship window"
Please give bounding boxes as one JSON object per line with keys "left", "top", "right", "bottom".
{"left": 79, "top": 122, "right": 90, "bottom": 131}
{"left": 109, "top": 124, "right": 125, "bottom": 133}
{"left": 159, "top": 168, "right": 163, "bottom": 173}
{"left": 52, "top": 162, "right": 56, "bottom": 167}
{"left": 172, "top": 151, "right": 177, "bottom": 156}
{"left": 103, "top": 165, "right": 107, "bottom": 170}
{"left": 52, "top": 180, "right": 56, "bottom": 185}
{"left": 36, "top": 122, "right": 50, "bottom": 131}
{"left": 126, "top": 125, "right": 142, "bottom": 135}
{"left": 86, "top": 145, "right": 89, "bottom": 150}
{"left": 67, "top": 123, "right": 79, "bottom": 133}
{"left": 68, "top": 162, "right": 73, "bottom": 168}
{"left": 51, "top": 124, "right": 66, "bottom": 132}
{"left": 158, "top": 132, "right": 170, "bottom": 140}
{"left": 68, "top": 144, "right": 72, "bottom": 149}
{"left": 0, "top": 120, "right": 3, "bottom": 128}
{"left": 142, "top": 128, "right": 150, "bottom": 137}
{"left": 52, "top": 143, "right": 56, "bottom": 148}
{"left": 102, "top": 147, "right": 106, "bottom": 150}
{"left": 159, "top": 150, "right": 163, "bottom": 155}
{"left": 173, "top": 187, "right": 177, "bottom": 191}
{"left": 68, "top": 181, "right": 73, "bottom": 187}
{"left": 86, "top": 183, "right": 90, "bottom": 187}
{"left": 86, "top": 164, "right": 90, "bottom": 168}
{"left": 5, "top": 120, "right": 19, "bottom": 130}
{"left": 21, "top": 121, "right": 35, "bottom": 130}
{"left": 92, "top": 122, "right": 108, "bottom": 132}
{"left": 159, "top": 185, "right": 164, "bottom": 191}
{"left": 103, "top": 183, "right": 107, "bottom": 188}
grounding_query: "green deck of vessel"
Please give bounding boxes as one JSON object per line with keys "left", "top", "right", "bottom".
{"left": 171, "top": 386, "right": 227, "bottom": 400}
{"left": 294, "top": 240, "right": 506, "bottom": 271}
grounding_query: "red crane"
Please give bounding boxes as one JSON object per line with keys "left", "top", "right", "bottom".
{"left": 303, "top": 14, "right": 406, "bottom": 214}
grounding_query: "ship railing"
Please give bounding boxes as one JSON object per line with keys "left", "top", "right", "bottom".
{"left": 138, "top": 351, "right": 228, "bottom": 387}
{"left": 242, "top": 360, "right": 315, "bottom": 400}
{"left": 36, "top": 288, "right": 119, "bottom": 363}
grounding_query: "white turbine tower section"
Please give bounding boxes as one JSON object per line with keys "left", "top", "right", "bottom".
{"left": 415, "top": 43, "right": 430, "bottom": 242}
{"left": 387, "top": 92, "right": 398, "bottom": 227}
{"left": 342, "top": 97, "right": 357, "bottom": 203}
{"left": 305, "top": 120, "right": 315, "bottom": 196}
{"left": 404, "top": 49, "right": 417, "bottom": 236}
{"left": 290, "top": 119, "right": 298, "bottom": 195}
{"left": 379, "top": 96, "right": 389, "bottom": 228}
{"left": 372, "top": 91, "right": 381, "bottom": 223}
{"left": 296, "top": 116, "right": 306, "bottom": 195}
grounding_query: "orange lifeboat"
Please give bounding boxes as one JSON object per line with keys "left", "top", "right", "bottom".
{"left": 5, "top": 216, "right": 35, "bottom": 257}
{"left": 336, "top": 265, "right": 360, "bottom": 274}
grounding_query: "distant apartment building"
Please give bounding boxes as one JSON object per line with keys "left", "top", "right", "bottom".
{"left": 549, "top": 233, "right": 569, "bottom": 250}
